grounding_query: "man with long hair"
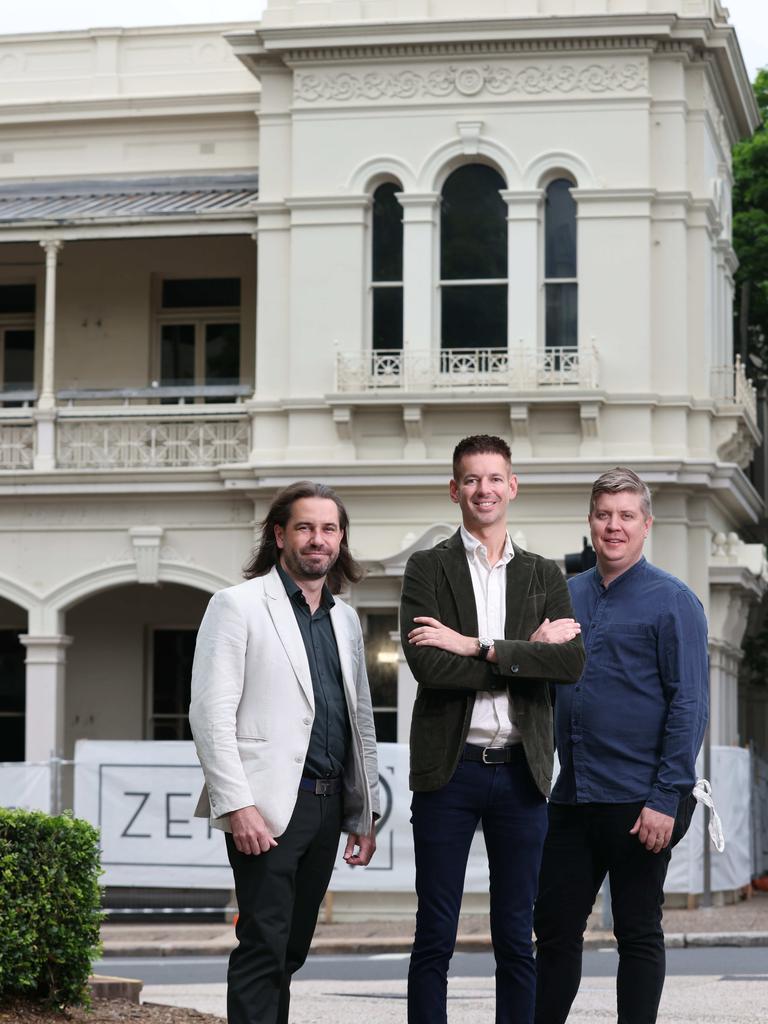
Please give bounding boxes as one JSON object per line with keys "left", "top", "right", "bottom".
{"left": 401, "top": 435, "right": 585, "bottom": 1024}
{"left": 189, "top": 481, "right": 380, "bottom": 1024}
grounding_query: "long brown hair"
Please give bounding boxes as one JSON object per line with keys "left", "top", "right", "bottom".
{"left": 243, "top": 480, "right": 364, "bottom": 594}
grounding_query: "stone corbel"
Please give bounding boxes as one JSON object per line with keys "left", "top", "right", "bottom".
{"left": 508, "top": 403, "right": 532, "bottom": 459}
{"left": 457, "top": 120, "right": 483, "bottom": 155}
{"left": 332, "top": 406, "right": 356, "bottom": 457}
{"left": 129, "top": 527, "right": 164, "bottom": 584}
{"left": 403, "top": 405, "right": 426, "bottom": 459}
{"left": 579, "top": 401, "right": 601, "bottom": 457}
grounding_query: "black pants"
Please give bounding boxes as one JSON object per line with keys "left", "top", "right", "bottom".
{"left": 533, "top": 798, "right": 695, "bottom": 1024}
{"left": 225, "top": 789, "right": 341, "bottom": 1024}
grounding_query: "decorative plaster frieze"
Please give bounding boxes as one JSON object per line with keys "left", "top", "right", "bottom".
{"left": 294, "top": 60, "right": 648, "bottom": 105}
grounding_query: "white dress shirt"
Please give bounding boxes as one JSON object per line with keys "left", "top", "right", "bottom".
{"left": 461, "top": 525, "right": 522, "bottom": 748}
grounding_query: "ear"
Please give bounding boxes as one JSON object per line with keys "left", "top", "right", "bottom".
{"left": 643, "top": 515, "right": 653, "bottom": 537}
{"left": 449, "top": 478, "right": 460, "bottom": 504}
{"left": 274, "top": 523, "right": 285, "bottom": 550}
{"left": 508, "top": 474, "right": 519, "bottom": 501}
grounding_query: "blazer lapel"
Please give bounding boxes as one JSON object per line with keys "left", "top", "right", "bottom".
{"left": 263, "top": 567, "right": 314, "bottom": 711}
{"left": 436, "top": 530, "right": 480, "bottom": 637}
{"left": 504, "top": 545, "right": 536, "bottom": 640}
{"left": 329, "top": 604, "right": 357, "bottom": 714}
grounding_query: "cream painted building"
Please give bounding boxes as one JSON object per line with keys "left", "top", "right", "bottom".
{"left": 0, "top": 1, "right": 765, "bottom": 773}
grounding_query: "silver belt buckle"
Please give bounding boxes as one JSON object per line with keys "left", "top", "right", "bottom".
{"left": 482, "top": 746, "right": 493, "bottom": 764}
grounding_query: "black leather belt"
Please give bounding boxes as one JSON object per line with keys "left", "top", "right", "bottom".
{"left": 299, "top": 775, "right": 342, "bottom": 796}
{"left": 462, "top": 743, "right": 525, "bottom": 765}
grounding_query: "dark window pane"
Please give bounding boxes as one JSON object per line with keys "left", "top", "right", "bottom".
{"left": 153, "top": 719, "right": 192, "bottom": 741}
{"left": 205, "top": 323, "right": 240, "bottom": 384}
{"left": 372, "top": 183, "right": 403, "bottom": 282}
{"left": 545, "top": 179, "right": 577, "bottom": 279}
{"left": 153, "top": 629, "right": 196, "bottom": 718}
{"left": 0, "top": 631, "right": 25, "bottom": 715}
{"left": 161, "top": 324, "right": 195, "bottom": 386}
{"left": 363, "top": 612, "right": 398, "bottom": 711}
{"left": 441, "top": 284, "right": 507, "bottom": 349}
{"left": 4, "top": 329, "right": 34, "bottom": 389}
{"left": 372, "top": 288, "right": 403, "bottom": 350}
{"left": 0, "top": 717, "right": 25, "bottom": 762}
{"left": 0, "top": 284, "right": 35, "bottom": 314}
{"left": 545, "top": 283, "right": 578, "bottom": 348}
{"left": 162, "top": 278, "right": 240, "bottom": 309}
{"left": 373, "top": 710, "right": 397, "bottom": 743}
{"left": 441, "top": 164, "right": 507, "bottom": 281}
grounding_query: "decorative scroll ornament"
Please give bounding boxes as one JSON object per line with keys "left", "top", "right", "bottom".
{"left": 295, "top": 62, "right": 648, "bottom": 103}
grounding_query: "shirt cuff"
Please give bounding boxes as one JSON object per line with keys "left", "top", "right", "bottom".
{"left": 646, "top": 789, "right": 680, "bottom": 818}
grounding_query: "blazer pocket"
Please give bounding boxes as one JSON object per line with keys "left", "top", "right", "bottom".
{"left": 236, "top": 736, "right": 270, "bottom": 773}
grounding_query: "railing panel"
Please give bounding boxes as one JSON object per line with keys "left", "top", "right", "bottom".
{"left": 0, "top": 420, "right": 35, "bottom": 469}
{"left": 57, "top": 415, "right": 250, "bottom": 469}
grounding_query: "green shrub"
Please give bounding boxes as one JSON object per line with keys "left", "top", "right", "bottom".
{"left": 0, "top": 808, "right": 103, "bottom": 1009}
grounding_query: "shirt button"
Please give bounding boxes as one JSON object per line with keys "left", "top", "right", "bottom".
{"left": 510, "top": 665, "right": 519, "bottom": 673}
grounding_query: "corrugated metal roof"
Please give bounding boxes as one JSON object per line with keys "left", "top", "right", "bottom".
{"left": 0, "top": 174, "right": 259, "bottom": 225}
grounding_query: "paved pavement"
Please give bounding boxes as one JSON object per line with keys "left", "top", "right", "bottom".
{"left": 102, "top": 890, "right": 768, "bottom": 958}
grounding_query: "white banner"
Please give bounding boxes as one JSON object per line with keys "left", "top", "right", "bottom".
{"left": 0, "top": 762, "right": 50, "bottom": 813}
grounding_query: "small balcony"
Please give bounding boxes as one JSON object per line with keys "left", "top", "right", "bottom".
{"left": 711, "top": 356, "right": 758, "bottom": 433}
{"left": 334, "top": 345, "right": 600, "bottom": 393}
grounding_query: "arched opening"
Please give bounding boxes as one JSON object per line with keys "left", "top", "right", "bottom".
{"left": 440, "top": 163, "right": 507, "bottom": 350}
{"left": 371, "top": 181, "right": 403, "bottom": 351}
{"left": 544, "top": 177, "right": 577, "bottom": 349}
{"left": 0, "top": 596, "right": 28, "bottom": 760}
{"left": 64, "top": 582, "right": 211, "bottom": 755}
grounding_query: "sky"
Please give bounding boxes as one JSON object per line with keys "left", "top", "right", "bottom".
{"left": 0, "top": 0, "right": 765, "bottom": 81}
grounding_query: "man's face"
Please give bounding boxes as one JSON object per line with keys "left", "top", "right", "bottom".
{"left": 589, "top": 490, "right": 652, "bottom": 579}
{"left": 274, "top": 496, "right": 343, "bottom": 582}
{"left": 449, "top": 452, "right": 518, "bottom": 533}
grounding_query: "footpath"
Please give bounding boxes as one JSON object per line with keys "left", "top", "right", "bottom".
{"left": 101, "top": 890, "right": 768, "bottom": 957}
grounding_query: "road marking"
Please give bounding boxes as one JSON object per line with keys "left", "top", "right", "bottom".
{"left": 369, "top": 953, "right": 410, "bottom": 961}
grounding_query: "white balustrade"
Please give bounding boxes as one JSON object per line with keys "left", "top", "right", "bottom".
{"left": 711, "top": 355, "right": 758, "bottom": 427}
{"left": 0, "top": 419, "right": 35, "bottom": 469}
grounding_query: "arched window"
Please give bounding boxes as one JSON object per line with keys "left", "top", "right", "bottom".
{"left": 440, "top": 164, "right": 507, "bottom": 350}
{"left": 371, "top": 182, "right": 403, "bottom": 350}
{"left": 544, "top": 178, "right": 577, "bottom": 348}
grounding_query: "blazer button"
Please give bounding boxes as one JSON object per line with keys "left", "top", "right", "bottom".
{"left": 510, "top": 664, "right": 520, "bottom": 673}
{"left": 295, "top": 755, "right": 303, "bottom": 763}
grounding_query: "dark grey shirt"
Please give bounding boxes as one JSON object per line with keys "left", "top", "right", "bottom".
{"left": 276, "top": 562, "right": 350, "bottom": 778}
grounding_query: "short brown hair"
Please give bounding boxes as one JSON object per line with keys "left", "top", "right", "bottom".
{"left": 452, "top": 434, "right": 512, "bottom": 480}
{"left": 243, "top": 480, "right": 364, "bottom": 593}
{"left": 589, "top": 467, "right": 652, "bottom": 519}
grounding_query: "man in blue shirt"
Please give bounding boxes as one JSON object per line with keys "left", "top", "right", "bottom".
{"left": 534, "top": 467, "right": 708, "bottom": 1024}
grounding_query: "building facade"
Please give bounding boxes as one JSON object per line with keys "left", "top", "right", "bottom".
{"left": 0, "top": 0, "right": 764, "bottom": 770}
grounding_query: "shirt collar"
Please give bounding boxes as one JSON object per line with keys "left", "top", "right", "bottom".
{"left": 595, "top": 555, "right": 646, "bottom": 591}
{"left": 276, "top": 561, "right": 335, "bottom": 610}
{"left": 460, "top": 524, "right": 514, "bottom": 566}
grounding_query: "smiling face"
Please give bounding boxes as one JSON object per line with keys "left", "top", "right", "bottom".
{"left": 450, "top": 451, "right": 518, "bottom": 538}
{"left": 589, "top": 490, "right": 652, "bottom": 584}
{"left": 274, "top": 496, "right": 343, "bottom": 583}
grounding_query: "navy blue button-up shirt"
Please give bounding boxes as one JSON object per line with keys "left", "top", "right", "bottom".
{"left": 551, "top": 557, "right": 708, "bottom": 818}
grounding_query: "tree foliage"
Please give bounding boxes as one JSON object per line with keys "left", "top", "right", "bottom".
{"left": 733, "top": 68, "right": 768, "bottom": 368}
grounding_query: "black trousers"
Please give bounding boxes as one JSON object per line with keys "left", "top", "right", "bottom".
{"left": 225, "top": 789, "right": 341, "bottom": 1024}
{"left": 533, "top": 798, "right": 695, "bottom": 1024}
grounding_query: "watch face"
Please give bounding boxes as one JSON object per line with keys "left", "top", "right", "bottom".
{"left": 479, "top": 637, "right": 493, "bottom": 649}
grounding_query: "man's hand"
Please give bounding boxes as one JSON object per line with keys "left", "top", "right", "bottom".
{"left": 529, "top": 617, "right": 581, "bottom": 644}
{"left": 629, "top": 806, "right": 675, "bottom": 853}
{"left": 229, "top": 805, "right": 278, "bottom": 856}
{"left": 408, "top": 616, "right": 477, "bottom": 657}
{"left": 343, "top": 818, "right": 377, "bottom": 866}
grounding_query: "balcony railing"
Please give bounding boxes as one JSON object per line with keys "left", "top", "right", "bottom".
{"left": 0, "top": 414, "right": 35, "bottom": 469}
{"left": 335, "top": 346, "right": 599, "bottom": 392}
{"left": 711, "top": 356, "right": 758, "bottom": 428}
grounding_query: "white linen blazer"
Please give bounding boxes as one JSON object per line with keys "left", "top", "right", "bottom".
{"left": 189, "top": 566, "right": 380, "bottom": 837}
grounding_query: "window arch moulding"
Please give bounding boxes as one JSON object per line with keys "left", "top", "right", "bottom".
{"left": 524, "top": 150, "right": 597, "bottom": 191}
{"left": 419, "top": 137, "right": 521, "bottom": 193}
{"left": 347, "top": 155, "right": 416, "bottom": 194}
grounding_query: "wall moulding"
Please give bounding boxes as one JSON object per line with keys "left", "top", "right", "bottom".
{"left": 294, "top": 58, "right": 649, "bottom": 105}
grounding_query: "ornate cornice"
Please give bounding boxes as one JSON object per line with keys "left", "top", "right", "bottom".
{"left": 295, "top": 58, "right": 648, "bottom": 105}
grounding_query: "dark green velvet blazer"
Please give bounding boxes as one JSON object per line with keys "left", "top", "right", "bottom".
{"left": 401, "top": 529, "right": 585, "bottom": 796}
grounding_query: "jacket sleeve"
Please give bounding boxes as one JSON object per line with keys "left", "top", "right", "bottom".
{"left": 188, "top": 589, "right": 254, "bottom": 819}
{"left": 400, "top": 549, "right": 506, "bottom": 692}
{"left": 353, "top": 621, "right": 381, "bottom": 822}
{"left": 493, "top": 558, "right": 585, "bottom": 684}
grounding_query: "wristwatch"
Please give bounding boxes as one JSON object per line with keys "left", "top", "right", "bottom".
{"left": 477, "top": 637, "right": 494, "bottom": 660}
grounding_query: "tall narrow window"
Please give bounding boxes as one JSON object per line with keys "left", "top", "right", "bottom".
{"left": 440, "top": 164, "right": 507, "bottom": 349}
{"left": 158, "top": 277, "right": 241, "bottom": 402}
{"left": 0, "top": 630, "right": 25, "bottom": 761}
{"left": 360, "top": 610, "right": 398, "bottom": 742}
{"left": 150, "top": 629, "right": 196, "bottom": 740}
{"left": 544, "top": 179, "right": 577, "bottom": 348}
{"left": 371, "top": 183, "right": 403, "bottom": 350}
{"left": 0, "top": 284, "right": 35, "bottom": 407}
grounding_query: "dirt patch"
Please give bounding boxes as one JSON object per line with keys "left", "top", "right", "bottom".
{"left": 0, "top": 1000, "right": 221, "bottom": 1024}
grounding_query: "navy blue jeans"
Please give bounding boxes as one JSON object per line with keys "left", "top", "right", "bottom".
{"left": 408, "top": 750, "right": 548, "bottom": 1024}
